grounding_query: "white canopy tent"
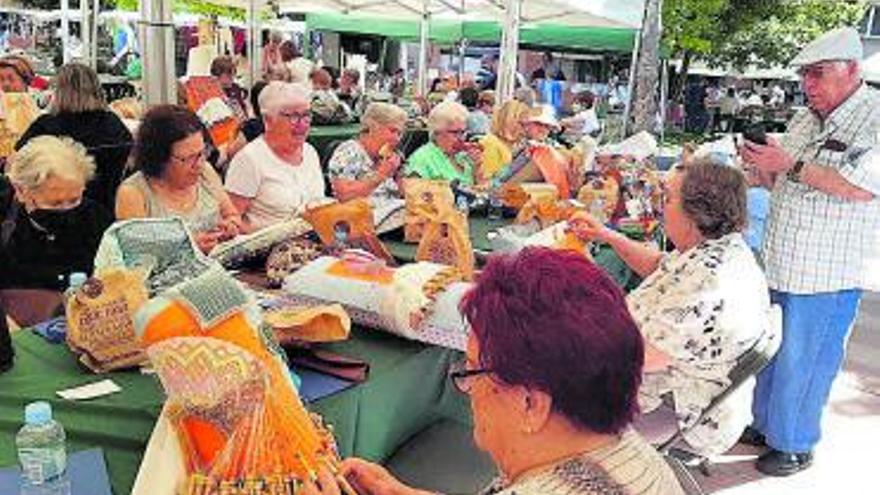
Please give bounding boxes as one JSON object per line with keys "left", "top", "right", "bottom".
{"left": 133, "top": 0, "right": 646, "bottom": 103}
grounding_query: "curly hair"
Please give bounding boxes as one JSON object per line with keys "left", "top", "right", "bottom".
{"left": 679, "top": 158, "right": 748, "bottom": 240}
{"left": 9, "top": 136, "right": 95, "bottom": 191}
{"left": 132, "top": 105, "right": 204, "bottom": 178}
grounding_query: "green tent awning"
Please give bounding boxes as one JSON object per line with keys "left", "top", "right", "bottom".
{"left": 305, "top": 13, "right": 636, "bottom": 53}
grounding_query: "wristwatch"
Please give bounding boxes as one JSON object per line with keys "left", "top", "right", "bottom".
{"left": 788, "top": 160, "right": 805, "bottom": 183}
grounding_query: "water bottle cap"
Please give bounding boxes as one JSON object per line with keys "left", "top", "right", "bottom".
{"left": 24, "top": 401, "right": 52, "bottom": 425}
{"left": 68, "top": 272, "right": 88, "bottom": 288}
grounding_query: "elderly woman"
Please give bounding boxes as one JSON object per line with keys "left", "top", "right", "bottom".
{"left": 328, "top": 102, "right": 407, "bottom": 207}
{"left": 0, "top": 55, "right": 47, "bottom": 93}
{"left": 210, "top": 56, "right": 248, "bottom": 121}
{"left": 571, "top": 159, "right": 776, "bottom": 456}
{"left": 302, "top": 248, "right": 684, "bottom": 495}
{"left": 225, "top": 82, "right": 325, "bottom": 232}
{"left": 405, "top": 101, "right": 481, "bottom": 185}
{"left": 115, "top": 105, "right": 242, "bottom": 254}
{"left": 0, "top": 136, "right": 112, "bottom": 290}
{"left": 262, "top": 31, "right": 286, "bottom": 81}
{"left": 17, "top": 63, "right": 133, "bottom": 212}
{"left": 337, "top": 68, "right": 362, "bottom": 111}
{"left": 479, "top": 100, "right": 528, "bottom": 179}
{"left": 491, "top": 105, "right": 575, "bottom": 198}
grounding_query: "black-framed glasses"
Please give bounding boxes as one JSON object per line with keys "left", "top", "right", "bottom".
{"left": 449, "top": 361, "right": 493, "bottom": 394}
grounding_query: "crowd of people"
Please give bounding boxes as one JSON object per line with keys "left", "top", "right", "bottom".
{"left": 0, "top": 25, "right": 878, "bottom": 494}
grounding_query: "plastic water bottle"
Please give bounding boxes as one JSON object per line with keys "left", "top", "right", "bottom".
{"left": 16, "top": 402, "right": 69, "bottom": 494}
{"left": 66, "top": 273, "right": 87, "bottom": 293}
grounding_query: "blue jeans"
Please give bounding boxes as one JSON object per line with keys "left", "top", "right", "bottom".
{"left": 752, "top": 289, "right": 862, "bottom": 452}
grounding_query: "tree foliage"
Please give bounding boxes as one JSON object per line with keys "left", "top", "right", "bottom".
{"left": 663, "top": 0, "right": 868, "bottom": 70}
{"left": 706, "top": 0, "right": 867, "bottom": 70}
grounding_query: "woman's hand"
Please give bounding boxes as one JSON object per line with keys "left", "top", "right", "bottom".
{"left": 463, "top": 142, "right": 483, "bottom": 166}
{"left": 217, "top": 216, "right": 243, "bottom": 240}
{"left": 568, "top": 211, "right": 614, "bottom": 244}
{"left": 376, "top": 153, "right": 402, "bottom": 180}
{"left": 341, "top": 458, "right": 429, "bottom": 495}
{"left": 194, "top": 230, "right": 225, "bottom": 254}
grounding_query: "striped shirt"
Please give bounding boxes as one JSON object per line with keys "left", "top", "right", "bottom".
{"left": 763, "top": 84, "right": 880, "bottom": 294}
{"left": 482, "top": 430, "right": 684, "bottom": 495}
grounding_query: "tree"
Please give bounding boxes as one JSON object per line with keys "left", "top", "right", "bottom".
{"left": 707, "top": 0, "right": 867, "bottom": 70}
{"left": 662, "top": 0, "right": 781, "bottom": 99}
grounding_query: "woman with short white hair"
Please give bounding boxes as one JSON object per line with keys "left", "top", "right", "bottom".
{"left": 0, "top": 135, "right": 113, "bottom": 290}
{"left": 225, "top": 81, "right": 326, "bottom": 232}
{"left": 405, "top": 100, "right": 482, "bottom": 185}
{"left": 328, "top": 102, "right": 408, "bottom": 206}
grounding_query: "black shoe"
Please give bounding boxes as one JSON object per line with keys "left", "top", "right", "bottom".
{"left": 756, "top": 449, "right": 813, "bottom": 477}
{"left": 739, "top": 426, "right": 767, "bottom": 447}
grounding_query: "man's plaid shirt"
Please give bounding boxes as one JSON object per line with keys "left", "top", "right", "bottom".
{"left": 763, "top": 84, "right": 880, "bottom": 294}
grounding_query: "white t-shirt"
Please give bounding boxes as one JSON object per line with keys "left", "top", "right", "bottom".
{"left": 225, "top": 137, "right": 325, "bottom": 230}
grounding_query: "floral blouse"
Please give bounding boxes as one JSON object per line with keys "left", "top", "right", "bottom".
{"left": 328, "top": 139, "right": 402, "bottom": 208}
{"left": 627, "top": 233, "right": 779, "bottom": 456}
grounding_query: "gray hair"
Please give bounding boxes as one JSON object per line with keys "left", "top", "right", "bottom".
{"left": 51, "top": 63, "right": 107, "bottom": 114}
{"left": 259, "top": 81, "right": 311, "bottom": 117}
{"left": 361, "top": 102, "right": 407, "bottom": 132}
{"left": 514, "top": 87, "right": 537, "bottom": 107}
{"left": 8, "top": 136, "right": 95, "bottom": 191}
{"left": 427, "top": 100, "right": 469, "bottom": 133}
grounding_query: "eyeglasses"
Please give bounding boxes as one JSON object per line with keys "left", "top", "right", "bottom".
{"left": 449, "top": 360, "right": 493, "bottom": 394}
{"left": 439, "top": 128, "right": 467, "bottom": 138}
{"left": 278, "top": 111, "right": 312, "bottom": 123}
{"left": 171, "top": 148, "right": 208, "bottom": 167}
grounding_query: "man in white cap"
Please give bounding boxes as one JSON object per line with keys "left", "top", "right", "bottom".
{"left": 741, "top": 27, "right": 880, "bottom": 476}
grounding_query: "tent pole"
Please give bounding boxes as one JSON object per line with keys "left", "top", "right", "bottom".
{"left": 660, "top": 59, "right": 668, "bottom": 145}
{"left": 247, "top": 0, "right": 259, "bottom": 89}
{"left": 417, "top": 0, "right": 431, "bottom": 97}
{"left": 80, "top": 0, "right": 90, "bottom": 67}
{"left": 622, "top": 26, "right": 642, "bottom": 137}
{"left": 458, "top": 38, "right": 468, "bottom": 86}
{"left": 140, "top": 0, "right": 176, "bottom": 105}
{"left": 91, "top": 0, "right": 100, "bottom": 69}
{"left": 61, "top": 0, "right": 70, "bottom": 65}
{"left": 497, "top": 0, "right": 522, "bottom": 102}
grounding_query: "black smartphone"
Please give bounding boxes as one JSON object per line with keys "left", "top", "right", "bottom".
{"left": 743, "top": 125, "right": 767, "bottom": 146}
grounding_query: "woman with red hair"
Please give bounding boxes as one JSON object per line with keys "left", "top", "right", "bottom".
{"left": 302, "top": 248, "right": 684, "bottom": 495}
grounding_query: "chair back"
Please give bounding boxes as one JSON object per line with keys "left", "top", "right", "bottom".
{"left": 659, "top": 305, "right": 782, "bottom": 453}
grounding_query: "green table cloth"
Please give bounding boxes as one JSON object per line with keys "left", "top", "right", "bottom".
{"left": 0, "top": 328, "right": 469, "bottom": 495}
{"left": 0, "top": 216, "right": 639, "bottom": 495}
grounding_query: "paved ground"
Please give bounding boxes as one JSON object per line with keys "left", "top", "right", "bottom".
{"left": 697, "top": 291, "right": 880, "bottom": 495}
